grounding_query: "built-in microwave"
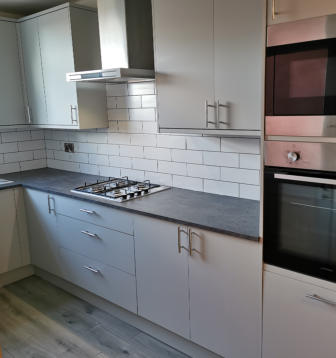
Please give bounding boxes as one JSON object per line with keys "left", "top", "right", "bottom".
{"left": 265, "top": 15, "right": 336, "bottom": 137}
{"left": 264, "top": 141, "right": 336, "bottom": 282}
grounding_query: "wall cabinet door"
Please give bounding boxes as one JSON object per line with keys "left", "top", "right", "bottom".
{"left": 20, "top": 18, "right": 48, "bottom": 125}
{"left": 0, "top": 20, "right": 26, "bottom": 126}
{"left": 153, "top": 0, "right": 215, "bottom": 130}
{"left": 188, "top": 228, "right": 262, "bottom": 358}
{"left": 38, "top": 7, "right": 77, "bottom": 127}
{"left": 214, "top": 0, "right": 264, "bottom": 131}
{"left": 24, "top": 189, "right": 61, "bottom": 276}
{"left": 0, "top": 190, "right": 24, "bottom": 274}
{"left": 268, "top": 0, "right": 336, "bottom": 24}
{"left": 134, "top": 216, "right": 190, "bottom": 339}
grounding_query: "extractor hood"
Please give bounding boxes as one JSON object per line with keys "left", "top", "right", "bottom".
{"left": 66, "top": 0, "right": 155, "bottom": 83}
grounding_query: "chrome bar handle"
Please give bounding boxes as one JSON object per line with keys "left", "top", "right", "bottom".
{"left": 306, "top": 294, "right": 336, "bottom": 307}
{"left": 274, "top": 174, "right": 336, "bottom": 186}
{"left": 206, "top": 100, "right": 217, "bottom": 128}
{"left": 70, "top": 105, "right": 78, "bottom": 125}
{"left": 217, "top": 100, "right": 229, "bottom": 126}
{"left": 81, "top": 230, "right": 99, "bottom": 239}
{"left": 83, "top": 266, "right": 100, "bottom": 274}
{"left": 26, "top": 105, "right": 32, "bottom": 124}
{"left": 47, "top": 195, "right": 52, "bottom": 214}
{"left": 177, "top": 226, "right": 189, "bottom": 254}
{"left": 188, "top": 228, "right": 201, "bottom": 256}
{"left": 272, "top": 0, "right": 278, "bottom": 20}
{"left": 80, "top": 209, "right": 95, "bottom": 214}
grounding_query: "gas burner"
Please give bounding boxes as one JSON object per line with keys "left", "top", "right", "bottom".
{"left": 71, "top": 177, "right": 170, "bottom": 202}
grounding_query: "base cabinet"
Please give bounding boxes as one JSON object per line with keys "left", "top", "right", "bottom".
{"left": 263, "top": 270, "right": 336, "bottom": 358}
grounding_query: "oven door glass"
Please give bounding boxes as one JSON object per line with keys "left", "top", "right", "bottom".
{"left": 264, "top": 168, "right": 336, "bottom": 282}
{"left": 266, "top": 39, "right": 336, "bottom": 116}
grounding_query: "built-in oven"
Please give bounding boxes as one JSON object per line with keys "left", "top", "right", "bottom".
{"left": 264, "top": 141, "right": 336, "bottom": 282}
{"left": 265, "top": 15, "right": 336, "bottom": 137}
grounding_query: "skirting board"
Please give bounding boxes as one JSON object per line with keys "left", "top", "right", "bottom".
{"left": 0, "top": 265, "right": 34, "bottom": 288}
{"left": 35, "top": 267, "right": 223, "bottom": 358}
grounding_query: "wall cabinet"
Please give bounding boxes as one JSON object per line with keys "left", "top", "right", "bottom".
{"left": 0, "top": 19, "right": 27, "bottom": 127}
{"left": 0, "top": 188, "right": 30, "bottom": 274}
{"left": 19, "top": 4, "right": 108, "bottom": 129}
{"left": 153, "top": 0, "right": 265, "bottom": 136}
{"left": 268, "top": 0, "right": 336, "bottom": 25}
{"left": 134, "top": 216, "right": 262, "bottom": 358}
{"left": 263, "top": 270, "right": 336, "bottom": 358}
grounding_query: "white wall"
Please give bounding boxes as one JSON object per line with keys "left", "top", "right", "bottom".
{"left": 45, "top": 82, "right": 261, "bottom": 200}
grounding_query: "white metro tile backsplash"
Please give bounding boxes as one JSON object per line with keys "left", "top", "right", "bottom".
{"left": 0, "top": 82, "right": 261, "bottom": 201}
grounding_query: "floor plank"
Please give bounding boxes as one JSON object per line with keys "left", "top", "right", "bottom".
{"left": 0, "top": 276, "right": 190, "bottom": 358}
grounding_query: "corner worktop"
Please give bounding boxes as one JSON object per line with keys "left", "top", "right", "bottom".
{"left": 2, "top": 168, "right": 260, "bottom": 241}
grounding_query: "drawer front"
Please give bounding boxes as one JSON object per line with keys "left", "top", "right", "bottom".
{"left": 263, "top": 271, "right": 336, "bottom": 358}
{"left": 56, "top": 215, "right": 135, "bottom": 275}
{"left": 51, "top": 194, "right": 133, "bottom": 235}
{"left": 58, "top": 247, "right": 137, "bottom": 313}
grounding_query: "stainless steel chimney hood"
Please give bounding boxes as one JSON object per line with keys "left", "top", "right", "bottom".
{"left": 67, "top": 0, "right": 155, "bottom": 83}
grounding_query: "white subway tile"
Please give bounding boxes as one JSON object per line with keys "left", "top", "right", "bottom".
{"left": 30, "top": 130, "right": 44, "bottom": 140}
{"left": 89, "top": 154, "right": 109, "bottom": 166}
{"left": 20, "top": 159, "right": 46, "bottom": 171}
{"left": 119, "top": 145, "right": 144, "bottom": 158}
{"left": 74, "top": 142, "right": 98, "bottom": 154}
{"left": 4, "top": 151, "right": 34, "bottom": 163}
{"left": 54, "top": 151, "right": 89, "bottom": 163}
{"left": 107, "top": 97, "right": 117, "bottom": 108}
{"left": 80, "top": 163, "right": 100, "bottom": 175}
{"left": 0, "top": 163, "right": 20, "bottom": 174}
{"left": 106, "top": 84, "right": 128, "bottom": 96}
{"left": 46, "top": 150, "right": 54, "bottom": 159}
{"left": 144, "top": 147, "right": 171, "bottom": 161}
{"left": 120, "top": 168, "right": 145, "bottom": 182}
{"left": 108, "top": 133, "right": 131, "bottom": 145}
{"left": 47, "top": 159, "right": 80, "bottom": 172}
{"left": 108, "top": 121, "right": 119, "bottom": 132}
{"left": 187, "top": 164, "right": 220, "bottom": 180}
{"left": 240, "top": 154, "right": 261, "bottom": 170}
{"left": 145, "top": 171, "right": 172, "bottom": 186}
{"left": 1, "top": 131, "right": 31, "bottom": 143}
{"left": 173, "top": 175, "right": 203, "bottom": 191}
{"left": 45, "top": 140, "right": 61, "bottom": 150}
{"left": 132, "top": 158, "right": 157, "bottom": 171}
{"left": 51, "top": 130, "right": 69, "bottom": 141}
{"left": 129, "top": 108, "right": 156, "bottom": 122}
{"left": 108, "top": 109, "right": 129, "bottom": 121}
{"left": 158, "top": 161, "right": 187, "bottom": 176}
{"left": 157, "top": 135, "right": 186, "bottom": 149}
{"left": 33, "top": 150, "right": 47, "bottom": 160}
{"left": 128, "top": 82, "right": 155, "bottom": 96}
{"left": 203, "top": 152, "right": 239, "bottom": 167}
{"left": 87, "top": 132, "right": 108, "bottom": 144}
{"left": 109, "top": 155, "right": 132, "bottom": 169}
{"left": 44, "top": 130, "right": 53, "bottom": 140}
{"left": 0, "top": 154, "right": 4, "bottom": 164}
{"left": 99, "top": 166, "right": 121, "bottom": 178}
{"left": 221, "top": 168, "right": 260, "bottom": 185}
{"left": 204, "top": 180, "right": 239, "bottom": 197}
{"left": 118, "top": 121, "right": 143, "bottom": 133}
{"left": 142, "top": 95, "right": 157, "bottom": 108}
{"left": 172, "top": 149, "right": 202, "bottom": 164}
{"left": 131, "top": 134, "right": 157, "bottom": 146}
{"left": 18, "top": 140, "right": 44, "bottom": 151}
{"left": 0, "top": 142, "right": 18, "bottom": 154}
{"left": 221, "top": 138, "right": 260, "bottom": 154}
{"left": 68, "top": 131, "right": 89, "bottom": 143}
{"left": 187, "top": 136, "right": 220, "bottom": 151}
{"left": 142, "top": 122, "right": 158, "bottom": 134}
{"left": 116, "top": 96, "right": 141, "bottom": 109}
{"left": 240, "top": 184, "right": 260, "bottom": 200}
{"left": 97, "top": 144, "right": 119, "bottom": 156}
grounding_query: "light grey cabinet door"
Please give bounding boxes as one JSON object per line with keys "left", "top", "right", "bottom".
{"left": 153, "top": 0, "right": 215, "bottom": 130}
{"left": 38, "top": 7, "right": 77, "bottom": 127}
{"left": 214, "top": 0, "right": 265, "bottom": 132}
{"left": 0, "top": 20, "right": 26, "bottom": 126}
{"left": 134, "top": 216, "right": 190, "bottom": 339}
{"left": 24, "top": 189, "right": 61, "bottom": 276}
{"left": 188, "top": 228, "right": 262, "bottom": 358}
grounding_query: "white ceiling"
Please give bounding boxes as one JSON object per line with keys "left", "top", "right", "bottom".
{"left": 0, "top": 0, "right": 97, "bottom": 16}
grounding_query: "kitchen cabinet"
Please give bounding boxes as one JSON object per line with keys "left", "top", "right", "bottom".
{"left": 263, "top": 270, "right": 336, "bottom": 358}
{"left": 19, "top": 4, "right": 108, "bottom": 129}
{"left": 268, "top": 0, "right": 336, "bottom": 25}
{"left": 0, "top": 188, "right": 30, "bottom": 274}
{"left": 153, "top": 0, "right": 265, "bottom": 136}
{"left": 134, "top": 216, "right": 262, "bottom": 357}
{"left": 0, "top": 19, "right": 26, "bottom": 126}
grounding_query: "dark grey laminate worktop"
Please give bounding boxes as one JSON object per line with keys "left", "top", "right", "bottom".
{"left": 1, "top": 168, "right": 260, "bottom": 241}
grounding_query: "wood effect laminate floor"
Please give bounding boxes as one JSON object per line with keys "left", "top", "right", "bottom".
{"left": 0, "top": 276, "right": 190, "bottom": 358}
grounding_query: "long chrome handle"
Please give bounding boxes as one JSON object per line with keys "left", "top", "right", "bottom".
{"left": 177, "top": 226, "right": 189, "bottom": 254}
{"left": 70, "top": 105, "right": 78, "bottom": 125}
{"left": 217, "top": 100, "right": 229, "bottom": 126}
{"left": 274, "top": 174, "right": 336, "bottom": 186}
{"left": 47, "top": 195, "right": 54, "bottom": 214}
{"left": 188, "top": 228, "right": 201, "bottom": 256}
{"left": 81, "top": 230, "right": 99, "bottom": 239}
{"left": 26, "top": 105, "right": 32, "bottom": 124}
{"left": 80, "top": 209, "right": 95, "bottom": 214}
{"left": 272, "top": 0, "right": 278, "bottom": 20}
{"left": 306, "top": 294, "right": 336, "bottom": 307}
{"left": 206, "top": 100, "right": 217, "bottom": 128}
{"left": 83, "top": 265, "right": 100, "bottom": 274}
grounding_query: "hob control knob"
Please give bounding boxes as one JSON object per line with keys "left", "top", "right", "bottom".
{"left": 288, "top": 151, "right": 300, "bottom": 163}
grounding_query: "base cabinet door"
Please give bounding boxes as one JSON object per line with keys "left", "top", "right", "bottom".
{"left": 134, "top": 216, "right": 190, "bottom": 339}
{"left": 263, "top": 271, "right": 336, "bottom": 358}
{"left": 189, "top": 229, "right": 262, "bottom": 358}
